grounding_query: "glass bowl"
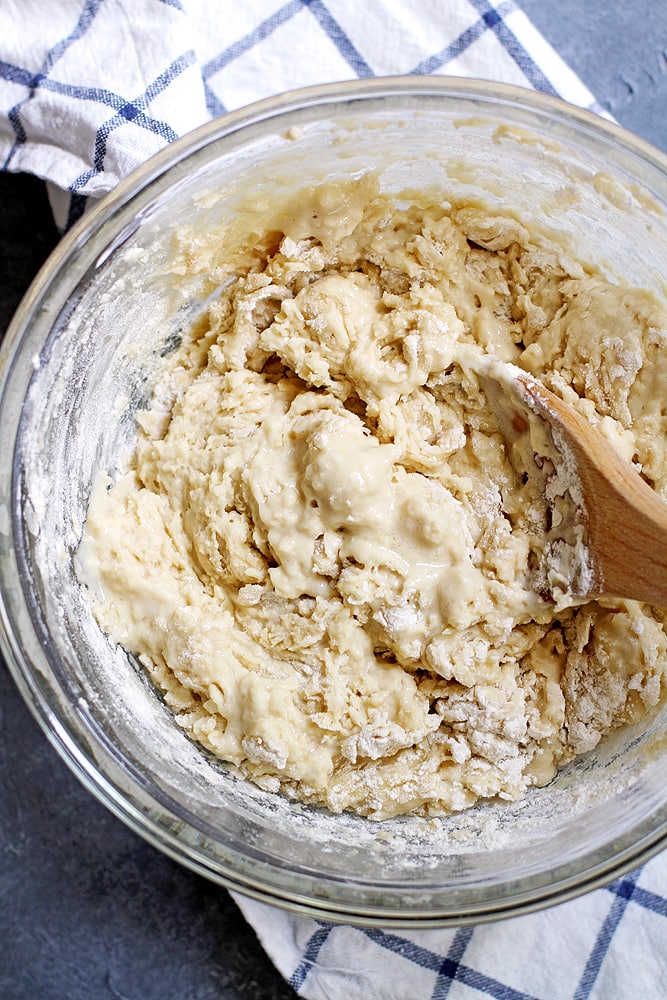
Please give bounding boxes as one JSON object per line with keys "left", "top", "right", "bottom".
{"left": 2, "top": 77, "right": 667, "bottom": 928}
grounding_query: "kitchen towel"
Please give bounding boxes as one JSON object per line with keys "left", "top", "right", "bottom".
{"left": 1, "top": 3, "right": 666, "bottom": 999}
{"left": 1, "top": 0, "right": 602, "bottom": 229}
{"left": 240, "top": 849, "right": 667, "bottom": 999}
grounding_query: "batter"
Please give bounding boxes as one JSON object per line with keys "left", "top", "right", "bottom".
{"left": 80, "top": 177, "right": 667, "bottom": 819}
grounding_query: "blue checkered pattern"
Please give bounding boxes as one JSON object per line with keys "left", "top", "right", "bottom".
{"left": 239, "top": 850, "right": 667, "bottom": 999}
{"left": 0, "top": 0, "right": 602, "bottom": 229}
{"left": 2, "top": 2, "right": 665, "bottom": 998}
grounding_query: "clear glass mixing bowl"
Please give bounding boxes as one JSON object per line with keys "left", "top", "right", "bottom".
{"left": 2, "top": 77, "right": 667, "bottom": 928}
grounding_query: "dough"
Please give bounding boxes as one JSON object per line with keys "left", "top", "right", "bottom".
{"left": 80, "top": 177, "right": 667, "bottom": 819}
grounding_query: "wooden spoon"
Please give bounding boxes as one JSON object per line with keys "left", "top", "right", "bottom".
{"left": 478, "top": 363, "right": 667, "bottom": 608}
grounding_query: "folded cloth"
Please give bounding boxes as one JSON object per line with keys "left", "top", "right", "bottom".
{"left": 2, "top": 3, "right": 666, "bottom": 999}
{"left": 239, "top": 849, "right": 667, "bottom": 999}
{"left": 1, "top": 0, "right": 601, "bottom": 228}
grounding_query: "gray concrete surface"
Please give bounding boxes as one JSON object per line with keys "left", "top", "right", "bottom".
{"left": 520, "top": 0, "right": 667, "bottom": 150}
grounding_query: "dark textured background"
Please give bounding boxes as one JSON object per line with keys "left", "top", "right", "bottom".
{"left": 1, "top": 3, "right": 667, "bottom": 998}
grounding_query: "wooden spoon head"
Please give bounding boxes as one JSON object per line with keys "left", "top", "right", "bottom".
{"left": 479, "top": 364, "right": 667, "bottom": 608}
{"left": 476, "top": 366, "right": 598, "bottom": 606}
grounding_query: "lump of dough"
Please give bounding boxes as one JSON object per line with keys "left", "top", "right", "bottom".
{"left": 80, "top": 178, "right": 667, "bottom": 819}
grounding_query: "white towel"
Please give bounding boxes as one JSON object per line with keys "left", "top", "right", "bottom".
{"left": 1, "top": 0, "right": 601, "bottom": 228}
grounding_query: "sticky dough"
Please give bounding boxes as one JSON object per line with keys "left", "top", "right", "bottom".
{"left": 80, "top": 177, "right": 667, "bottom": 819}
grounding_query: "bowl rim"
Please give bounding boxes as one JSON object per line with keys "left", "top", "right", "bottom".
{"left": 3, "top": 75, "right": 667, "bottom": 927}
{"left": 6, "top": 72, "right": 667, "bottom": 365}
